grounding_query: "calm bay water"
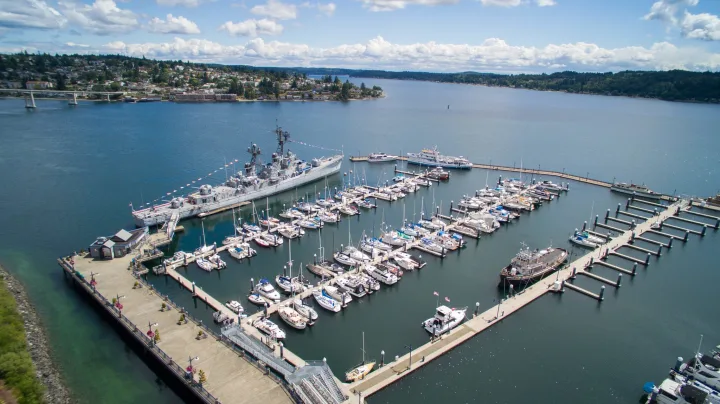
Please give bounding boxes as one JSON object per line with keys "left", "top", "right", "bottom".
{"left": 0, "top": 79, "right": 719, "bottom": 404}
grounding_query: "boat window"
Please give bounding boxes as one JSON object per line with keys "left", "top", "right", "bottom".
{"left": 659, "top": 390, "right": 678, "bottom": 400}
{"left": 698, "top": 371, "right": 716, "bottom": 378}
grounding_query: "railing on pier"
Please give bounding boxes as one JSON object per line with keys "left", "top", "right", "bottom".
{"left": 221, "top": 324, "right": 296, "bottom": 377}
{"left": 286, "top": 361, "right": 347, "bottom": 404}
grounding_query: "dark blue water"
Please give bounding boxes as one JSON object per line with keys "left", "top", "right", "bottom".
{"left": 0, "top": 79, "right": 718, "bottom": 404}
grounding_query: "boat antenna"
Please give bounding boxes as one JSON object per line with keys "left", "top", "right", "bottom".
{"left": 275, "top": 124, "right": 290, "bottom": 155}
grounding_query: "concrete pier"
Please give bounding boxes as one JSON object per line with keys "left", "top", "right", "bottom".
{"left": 628, "top": 204, "right": 656, "bottom": 214}
{"left": 594, "top": 222, "right": 626, "bottom": 233}
{"left": 578, "top": 271, "right": 619, "bottom": 287}
{"left": 590, "top": 260, "right": 634, "bottom": 276}
{"left": 682, "top": 208, "right": 720, "bottom": 221}
{"left": 608, "top": 251, "right": 649, "bottom": 265}
{"left": 661, "top": 222, "right": 703, "bottom": 235}
{"left": 617, "top": 210, "right": 648, "bottom": 220}
{"left": 670, "top": 215, "right": 718, "bottom": 229}
{"left": 562, "top": 281, "right": 602, "bottom": 300}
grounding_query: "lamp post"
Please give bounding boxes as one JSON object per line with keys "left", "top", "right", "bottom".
{"left": 405, "top": 344, "right": 413, "bottom": 370}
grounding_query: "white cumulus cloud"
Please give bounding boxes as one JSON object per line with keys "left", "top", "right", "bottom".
{"left": 644, "top": 0, "right": 698, "bottom": 25}
{"left": 218, "top": 18, "right": 284, "bottom": 37}
{"left": 156, "top": 0, "right": 202, "bottom": 7}
{"left": 358, "top": 0, "right": 459, "bottom": 12}
{"left": 65, "top": 41, "right": 89, "bottom": 47}
{"left": 99, "top": 36, "right": 720, "bottom": 72}
{"left": 59, "top": 0, "right": 139, "bottom": 35}
{"left": 148, "top": 14, "right": 201, "bottom": 34}
{"left": 536, "top": 0, "right": 556, "bottom": 6}
{"left": 0, "top": 0, "right": 66, "bottom": 30}
{"left": 480, "top": 0, "right": 521, "bottom": 7}
{"left": 317, "top": 2, "right": 337, "bottom": 16}
{"left": 251, "top": 0, "right": 297, "bottom": 20}
{"left": 680, "top": 11, "right": 720, "bottom": 40}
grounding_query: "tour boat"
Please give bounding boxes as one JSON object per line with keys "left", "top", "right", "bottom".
{"left": 277, "top": 306, "right": 307, "bottom": 330}
{"left": 324, "top": 285, "right": 353, "bottom": 305}
{"left": 292, "top": 299, "right": 319, "bottom": 324}
{"left": 196, "top": 257, "right": 215, "bottom": 272}
{"left": 499, "top": 243, "right": 568, "bottom": 286}
{"left": 255, "top": 279, "right": 281, "bottom": 302}
{"left": 345, "top": 332, "right": 376, "bottom": 382}
{"left": 313, "top": 290, "right": 342, "bottom": 312}
{"left": 225, "top": 300, "right": 244, "bottom": 314}
{"left": 422, "top": 305, "right": 467, "bottom": 335}
{"left": 252, "top": 317, "right": 286, "bottom": 340}
{"left": 247, "top": 293, "right": 268, "bottom": 306}
{"left": 368, "top": 152, "right": 397, "bottom": 163}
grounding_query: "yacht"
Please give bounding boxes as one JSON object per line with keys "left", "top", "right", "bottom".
{"left": 569, "top": 232, "right": 598, "bottom": 248}
{"left": 279, "top": 207, "right": 304, "bottom": 219}
{"left": 225, "top": 300, "right": 244, "bottom": 314}
{"left": 261, "top": 233, "right": 283, "bottom": 246}
{"left": 324, "top": 285, "right": 353, "bottom": 305}
{"left": 675, "top": 352, "right": 720, "bottom": 392}
{"left": 407, "top": 147, "right": 472, "bottom": 169}
{"left": 360, "top": 237, "right": 392, "bottom": 253}
{"left": 422, "top": 305, "right": 467, "bottom": 335}
{"left": 427, "top": 167, "right": 450, "bottom": 180}
{"left": 420, "top": 237, "right": 445, "bottom": 254}
{"left": 364, "top": 264, "right": 398, "bottom": 285}
{"left": 335, "top": 276, "right": 367, "bottom": 298}
{"left": 298, "top": 219, "right": 322, "bottom": 230}
{"left": 229, "top": 243, "right": 256, "bottom": 260}
{"left": 419, "top": 219, "right": 441, "bottom": 230}
{"left": 395, "top": 251, "right": 426, "bottom": 268}
{"left": 252, "top": 317, "right": 286, "bottom": 340}
{"left": 358, "top": 272, "right": 381, "bottom": 293}
{"left": 355, "top": 199, "right": 377, "bottom": 209}
{"left": 333, "top": 251, "right": 357, "bottom": 266}
{"left": 275, "top": 275, "right": 306, "bottom": 294}
{"left": 313, "top": 290, "right": 342, "bottom": 312}
{"left": 277, "top": 224, "right": 304, "bottom": 239}
{"left": 393, "top": 255, "right": 418, "bottom": 271}
{"left": 644, "top": 378, "right": 720, "bottom": 404}
{"left": 213, "top": 311, "right": 230, "bottom": 324}
{"left": 368, "top": 152, "right": 397, "bottom": 163}
{"left": 247, "top": 292, "right": 268, "bottom": 306}
{"left": 255, "top": 279, "right": 281, "bottom": 303}
{"left": 277, "top": 306, "right": 307, "bottom": 330}
{"left": 319, "top": 210, "right": 341, "bottom": 223}
{"left": 292, "top": 299, "right": 318, "bottom": 324}
{"left": 378, "top": 262, "right": 403, "bottom": 278}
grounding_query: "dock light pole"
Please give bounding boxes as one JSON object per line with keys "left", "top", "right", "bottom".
{"left": 405, "top": 345, "right": 413, "bottom": 370}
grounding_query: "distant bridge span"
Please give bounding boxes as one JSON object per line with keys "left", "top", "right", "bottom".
{"left": 0, "top": 88, "right": 125, "bottom": 108}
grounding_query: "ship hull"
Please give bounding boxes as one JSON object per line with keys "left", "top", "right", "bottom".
{"left": 133, "top": 157, "right": 342, "bottom": 227}
{"left": 610, "top": 186, "right": 662, "bottom": 200}
{"left": 407, "top": 159, "right": 472, "bottom": 169}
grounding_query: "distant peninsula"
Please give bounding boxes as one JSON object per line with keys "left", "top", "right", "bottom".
{"left": 347, "top": 69, "right": 720, "bottom": 104}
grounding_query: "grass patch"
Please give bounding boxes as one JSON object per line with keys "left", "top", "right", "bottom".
{"left": 0, "top": 276, "right": 45, "bottom": 404}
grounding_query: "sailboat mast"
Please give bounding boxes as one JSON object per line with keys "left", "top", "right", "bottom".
{"left": 201, "top": 220, "right": 207, "bottom": 246}
{"left": 362, "top": 331, "right": 366, "bottom": 363}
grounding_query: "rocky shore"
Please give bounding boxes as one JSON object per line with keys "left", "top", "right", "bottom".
{"left": 0, "top": 265, "right": 72, "bottom": 404}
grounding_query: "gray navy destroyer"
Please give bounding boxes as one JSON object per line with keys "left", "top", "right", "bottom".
{"left": 132, "top": 126, "right": 343, "bottom": 227}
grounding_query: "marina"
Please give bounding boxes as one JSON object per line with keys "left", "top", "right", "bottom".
{"left": 56, "top": 144, "right": 720, "bottom": 404}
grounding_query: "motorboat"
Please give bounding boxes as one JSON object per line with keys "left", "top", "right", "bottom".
{"left": 569, "top": 233, "right": 598, "bottom": 248}
{"left": 229, "top": 243, "right": 256, "bottom": 260}
{"left": 261, "top": 233, "right": 283, "bottom": 246}
{"left": 643, "top": 377, "right": 720, "bottom": 404}
{"left": 324, "top": 285, "right": 353, "bottom": 305}
{"left": 420, "top": 237, "right": 445, "bottom": 254}
{"left": 196, "top": 257, "right": 215, "bottom": 272}
{"left": 242, "top": 222, "right": 262, "bottom": 233}
{"left": 674, "top": 351, "right": 720, "bottom": 392}
{"left": 225, "top": 300, "right": 244, "bottom": 314}
{"left": 255, "top": 279, "right": 281, "bottom": 302}
{"left": 279, "top": 207, "right": 304, "bottom": 219}
{"left": 252, "top": 317, "right": 286, "bottom": 340}
{"left": 313, "top": 290, "right": 342, "bottom": 312}
{"left": 259, "top": 217, "right": 280, "bottom": 228}
{"left": 355, "top": 199, "right": 377, "bottom": 209}
{"left": 378, "top": 262, "right": 403, "bottom": 277}
{"left": 315, "top": 198, "right": 335, "bottom": 208}
{"left": 368, "top": 152, "right": 397, "bottom": 162}
{"left": 364, "top": 264, "right": 398, "bottom": 285}
{"left": 358, "top": 272, "right": 380, "bottom": 293}
{"left": 298, "top": 219, "right": 322, "bottom": 230}
{"left": 208, "top": 254, "right": 226, "bottom": 269}
{"left": 422, "top": 305, "right": 467, "bottom": 335}
{"left": 339, "top": 204, "right": 359, "bottom": 216}
{"left": 393, "top": 255, "right": 418, "bottom": 271}
{"left": 458, "top": 198, "right": 481, "bottom": 210}
{"left": 292, "top": 299, "right": 318, "bottom": 323}
{"left": 418, "top": 219, "right": 441, "bottom": 230}
{"left": 414, "top": 178, "right": 431, "bottom": 187}
{"left": 297, "top": 201, "right": 319, "bottom": 214}
{"left": 213, "top": 311, "right": 230, "bottom": 324}
{"left": 360, "top": 237, "right": 392, "bottom": 253}
{"left": 277, "top": 306, "right": 307, "bottom": 330}
{"left": 319, "top": 210, "right": 341, "bottom": 223}
{"left": 427, "top": 167, "right": 450, "bottom": 180}
{"left": 248, "top": 293, "right": 268, "bottom": 306}
{"left": 277, "top": 224, "right": 304, "bottom": 239}
{"left": 335, "top": 276, "right": 367, "bottom": 298}
{"left": 395, "top": 251, "right": 426, "bottom": 268}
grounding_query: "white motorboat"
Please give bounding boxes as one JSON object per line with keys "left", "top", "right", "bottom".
{"left": 569, "top": 232, "right": 598, "bottom": 248}
{"left": 355, "top": 199, "right": 377, "bottom": 209}
{"left": 324, "top": 285, "right": 353, "bottom": 305}
{"left": 395, "top": 251, "right": 425, "bottom": 268}
{"left": 225, "top": 300, "right": 244, "bottom": 314}
{"left": 335, "top": 276, "right": 367, "bottom": 298}
{"left": 644, "top": 377, "right": 720, "bottom": 404}
{"left": 319, "top": 210, "right": 340, "bottom": 223}
{"left": 208, "top": 254, "right": 226, "bottom": 269}
{"left": 255, "top": 279, "right": 281, "bottom": 303}
{"left": 222, "top": 235, "right": 242, "bottom": 246}
{"left": 368, "top": 152, "right": 397, "bottom": 162}
{"left": 358, "top": 273, "right": 380, "bottom": 292}
{"left": 243, "top": 222, "right": 262, "bottom": 233}
{"left": 339, "top": 204, "right": 359, "bottom": 216}
{"left": 229, "top": 243, "right": 255, "bottom": 260}
{"left": 261, "top": 233, "right": 283, "bottom": 246}
{"left": 378, "top": 262, "right": 403, "bottom": 278}
{"left": 213, "top": 311, "right": 230, "bottom": 324}
{"left": 364, "top": 264, "right": 398, "bottom": 285}
{"left": 252, "top": 317, "right": 286, "bottom": 340}
{"left": 418, "top": 219, "right": 441, "bottom": 230}
{"left": 313, "top": 290, "right": 342, "bottom": 312}
{"left": 196, "top": 257, "right": 215, "bottom": 272}
{"left": 393, "top": 255, "right": 418, "bottom": 271}
{"left": 422, "top": 305, "right": 467, "bottom": 335}
{"left": 298, "top": 219, "right": 322, "bottom": 230}
{"left": 292, "top": 299, "right": 318, "bottom": 323}
{"left": 675, "top": 350, "right": 720, "bottom": 392}
{"left": 420, "top": 237, "right": 445, "bottom": 253}
{"left": 248, "top": 293, "right": 268, "bottom": 306}
{"left": 277, "top": 224, "right": 304, "bottom": 239}
{"left": 277, "top": 306, "right": 307, "bottom": 330}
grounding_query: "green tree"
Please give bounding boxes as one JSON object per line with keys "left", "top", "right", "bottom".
{"left": 56, "top": 73, "right": 67, "bottom": 91}
{"left": 109, "top": 81, "right": 121, "bottom": 91}
{"left": 273, "top": 82, "right": 281, "bottom": 99}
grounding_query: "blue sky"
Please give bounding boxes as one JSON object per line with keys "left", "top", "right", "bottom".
{"left": 1, "top": 0, "right": 719, "bottom": 72}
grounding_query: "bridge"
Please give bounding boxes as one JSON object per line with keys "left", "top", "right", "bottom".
{"left": 0, "top": 88, "right": 125, "bottom": 108}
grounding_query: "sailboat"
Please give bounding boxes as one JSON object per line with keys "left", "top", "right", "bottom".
{"left": 194, "top": 220, "right": 213, "bottom": 255}
{"left": 275, "top": 241, "right": 305, "bottom": 294}
{"left": 345, "top": 332, "right": 376, "bottom": 382}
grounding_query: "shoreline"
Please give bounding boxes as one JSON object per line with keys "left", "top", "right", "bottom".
{"left": 0, "top": 95, "right": 385, "bottom": 103}
{"left": 0, "top": 264, "right": 72, "bottom": 404}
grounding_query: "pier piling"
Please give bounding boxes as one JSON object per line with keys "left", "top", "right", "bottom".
{"left": 685, "top": 231, "right": 689, "bottom": 242}
{"left": 626, "top": 198, "right": 631, "bottom": 210}
{"left": 617, "top": 273, "right": 622, "bottom": 287}
{"left": 701, "top": 225, "right": 707, "bottom": 237}
{"left": 632, "top": 263, "right": 637, "bottom": 275}
{"left": 616, "top": 204, "right": 621, "bottom": 215}
{"left": 668, "top": 237, "right": 673, "bottom": 248}
{"left": 599, "top": 285, "right": 605, "bottom": 300}
{"left": 582, "top": 221, "right": 587, "bottom": 231}
{"left": 594, "top": 214, "right": 599, "bottom": 227}
{"left": 645, "top": 253, "right": 651, "bottom": 266}
{"left": 657, "top": 245, "right": 663, "bottom": 256}
{"left": 381, "top": 351, "right": 385, "bottom": 367}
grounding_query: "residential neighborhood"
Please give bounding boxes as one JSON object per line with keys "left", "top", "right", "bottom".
{"left": 0, "top": 53, "right": 384, "bottom": 102}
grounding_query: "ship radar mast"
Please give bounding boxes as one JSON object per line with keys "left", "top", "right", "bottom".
{"left": 275, "top": 124, "right": 290, "bottom": 156}
{"left": 245, "top": 143, "right": 262, "bottom": 176}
